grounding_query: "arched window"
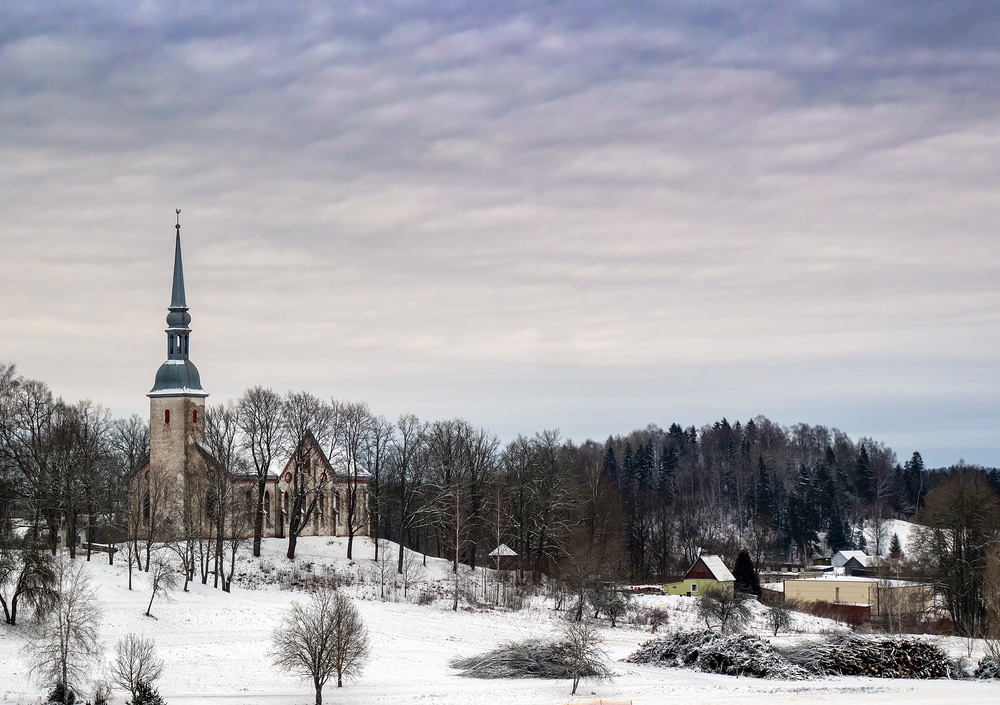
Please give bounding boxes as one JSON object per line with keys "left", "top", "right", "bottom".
{"left": 206, "top": 487, "right": 218, "bottom": 520}
{"left": 164, "top": 409, "right": 171, "bottom": 424}
{"left": 193, "top": 409, "right": 198, "bottom": 423}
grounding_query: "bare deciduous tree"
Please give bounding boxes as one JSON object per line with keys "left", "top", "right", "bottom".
{"left": 560, "top": 619, "right": 610, "bottom": 695}
{"left": 145, "top": 558, "right": 179, "bottom": 618}
{"left": 912, "top": 467, "right": 1000, "bottom": 638}
{"left": 26, "top": 556, "right": 103, "bottom": 702}
{"left": 697, "top": 584, "right": 753, "bottom": 634}
{"left": 237, "top": 386, "right": 284, "bottom": 557}
{"left": 272, "top": 588, "right": 371, "bottom": 705}
{"left": 110, "top": 633, "right": 164, "bottom": 702}
{"left": 0, "top": 534, "right": 58, "bottom": 625}
{"left": 281, "top": 392, "right": 333, "bottom": 560}
{"left": 329, "top": 399, "right": 374, "bottom": 561}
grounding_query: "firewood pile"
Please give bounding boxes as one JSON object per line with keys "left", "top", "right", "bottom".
{"left": 781, "top": 634, "right": 956, "bottom": 679}
{"left": 629, "top": 630, "right": 961, "bottom": 680}
{"left": 627, "top": 630, "right": 809, "bottom": 680}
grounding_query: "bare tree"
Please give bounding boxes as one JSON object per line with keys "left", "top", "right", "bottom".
{"left": 389, "top": 414, "right": 428, "bottom": 574}
{"left": 110, "top": 633, "right": 164, "bottom": 703}
{"left": 697, "top": 584, "right": 753, "bottom": 634}
{"left": 203, "top": 401, "right": 253, "bottom": 591}
{"left": 26, "top": 556, "right": 103, "bottom": 702}
{"left": 145, "top": 557, "right": 179, "bottom": 618}
{"left": 0, "top": 534, "right": 58, "bottom": 625}
{"left": 329, "top": 399, "right": 373, "bottom": 560}
{"left": 363, "top": 414, "right": 393, "bottom": 563}
{"left": 237, "top": 386, "right": 284, "bottom": 557}
{"left": 272, "top": 588, "right": 371, "bottom": 705}
{"left": 560, "top": 619, "right": 610, "bottom": 695}
{"left": 912, "top": 467, "right": 1000, "bottom": 637}
{"left": 281, "top": 392, "right": 333, "bottom": 560}
{"left": 371, "top": 539, "right": 396, "bottom": 600}
{"left": 399, "top": 546, "right": 425, "bottom": 599}
{"left": 765, "top": 602, "right": 792, "bottom": 636}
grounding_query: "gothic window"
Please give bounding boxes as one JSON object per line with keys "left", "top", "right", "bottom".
{"left": 164, "top": 409, "right": 170, "bottom": 424}
{"left": 193, "top": 409, "right": 198, "bottom": 423}
{"left": 206, "top": 488, "right": 218, "bottom": 520}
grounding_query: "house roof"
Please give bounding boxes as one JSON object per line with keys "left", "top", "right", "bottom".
{"left": 489, "top": 543, "right": 517, "bottom": 557}
{"left": 699, "top": 554, "right": 735, "bottom": 582}
{"left": 832, "top": 550, "right": 872, "bottom": 567}
{"left": 681, "top": 554, "right": 735, "bottom": 582}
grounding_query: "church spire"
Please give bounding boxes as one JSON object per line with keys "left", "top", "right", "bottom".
{"left": 170, "top": 209, "right": 187, "bottom": 309}
{"left": 149, "top": 210, "right": 207, "bottom": 397}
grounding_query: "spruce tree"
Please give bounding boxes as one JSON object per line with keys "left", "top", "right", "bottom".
{"left": 732, "top": 550, "right": 761, "bottom": 596}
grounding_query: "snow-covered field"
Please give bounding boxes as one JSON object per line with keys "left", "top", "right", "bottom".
{"left": 1, "top": 537, "right": 997, "bottom": 705}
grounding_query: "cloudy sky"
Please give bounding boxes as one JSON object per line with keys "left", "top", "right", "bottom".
{"left": 2, "top": 1, "right": 998, "bottom": 467}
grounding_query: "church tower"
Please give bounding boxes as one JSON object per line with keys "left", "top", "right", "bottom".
{"left": 148, "top": 211, "right": 209, "bottom": 489}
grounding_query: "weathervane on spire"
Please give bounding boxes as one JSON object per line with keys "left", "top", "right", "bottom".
{"left": 176, "top": 208, "right": 181, "bottom": 232}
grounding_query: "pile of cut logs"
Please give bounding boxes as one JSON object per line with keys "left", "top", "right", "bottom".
{"left": 794, "top": 634, "right": 953, "bottom": 678}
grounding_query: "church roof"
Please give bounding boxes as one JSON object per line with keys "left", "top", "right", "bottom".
{"left": 149, "top": 359, "right": 207, "bottom": 397}
{"left": 149, "top": 212, "right": 207, "bottom": 398}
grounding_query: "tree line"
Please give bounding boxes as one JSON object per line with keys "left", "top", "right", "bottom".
{"left": 3, "top": 360, "right": 999, "bottom": 592}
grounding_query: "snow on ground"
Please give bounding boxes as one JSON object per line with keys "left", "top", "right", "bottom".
{"left": 1, "top": 537, "right": 997, "bottom": 705}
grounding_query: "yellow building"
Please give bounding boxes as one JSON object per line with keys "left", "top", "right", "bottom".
{"left": 783, "top": 575, "right": 931, "bottom": 617}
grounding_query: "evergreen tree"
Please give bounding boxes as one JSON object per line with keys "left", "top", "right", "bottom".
{"left": 732, "top": 550, "right": 761, "bottom": 596}
{"left": 755, "top": 457, "right": 773, "bottom": 520}
{"left": 855, "top": 446, "right": 875, "bottom": 504}
{"left": 888, "top": 532, "right": 903, "bottom": 559}
{"left": 826, "top": 515, "right": 852, "bottom": 552}
{"left": 602, "top": 442, "right": 619, "bottom": 483}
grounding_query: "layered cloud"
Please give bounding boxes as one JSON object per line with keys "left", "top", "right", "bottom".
{"left": 2, "top": 1, "right": 999, "bottom": 465}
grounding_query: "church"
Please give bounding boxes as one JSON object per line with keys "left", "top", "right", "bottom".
{"left": 131, "top": 214, "right": 368, "bottom": 540}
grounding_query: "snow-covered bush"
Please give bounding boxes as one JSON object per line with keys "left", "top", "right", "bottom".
{"left": 452, "top": 630, "right": 611, "bottom": 686}
{"left": 975, "top": 657, "right": 1000, "bottom": 679}
{"left": 628, "top": 604, "right": 670, "bottom": 632}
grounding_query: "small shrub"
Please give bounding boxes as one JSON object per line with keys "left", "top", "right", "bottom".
{"left": 416, "top": 590, "right": 436, "bottom": 606}
{"left": 765, "top": 603, "right": 792, "bottom": 636}
{"left": 129, "top": 681, "right": 166, "bottom": 705}
{"left": 629, "top": 605, "right": 670, "bottom": 632}
{"left": 46, "top": 683, "right": 77, "bottom": 704}
{"left": 92, "top": 679, "right": 112, "bottom": 705}
{"left": 976, "top": 657, "right": 1000, "bottom": 679}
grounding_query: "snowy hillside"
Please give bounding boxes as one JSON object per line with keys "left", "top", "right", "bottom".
{"left": 1, "top": 537, "right": 997, "bottom": 705}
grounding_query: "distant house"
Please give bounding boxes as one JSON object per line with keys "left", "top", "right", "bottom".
{"left": 665, "top": 554, "right": 735, "bottom": 596}
{"left": 831, "top": 550, "right": 875, "bottom": 576}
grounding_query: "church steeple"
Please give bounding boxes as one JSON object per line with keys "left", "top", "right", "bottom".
{"left": 149, "top": 210, "right": 207, "bottom": 398}
{"left": 170, "top": 211, "right": 187, "bottom": 310}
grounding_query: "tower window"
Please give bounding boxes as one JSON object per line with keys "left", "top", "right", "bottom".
{"left": 164, "top": 409, "right": 171, "bottom": 424}
{"left": 193, "top": 409, "right": 198, "bottom": 423}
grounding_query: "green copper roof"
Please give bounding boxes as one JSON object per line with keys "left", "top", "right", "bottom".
{"left": 149, "top": 212, "right": 207, "bottom": 398}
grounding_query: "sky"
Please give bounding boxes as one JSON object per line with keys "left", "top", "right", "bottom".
{"left": 2, "top": 1, "right": 999, "bottom": 468}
